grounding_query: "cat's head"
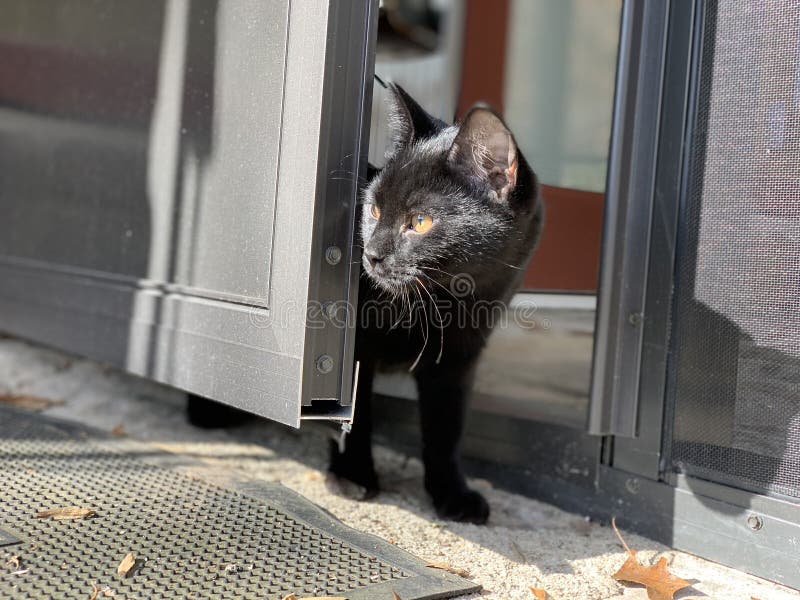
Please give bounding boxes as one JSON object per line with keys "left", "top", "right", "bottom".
{"left": 361, "top": 83, "right": 537, "bottom": 294}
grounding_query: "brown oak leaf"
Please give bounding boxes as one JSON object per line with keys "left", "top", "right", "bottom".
{"left": 611, "top": 518, "right": 691, "bottom": 600}
{"left": 614, "top": 555, "right": 691, "bottom": 600}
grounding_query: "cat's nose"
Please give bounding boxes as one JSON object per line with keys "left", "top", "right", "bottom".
{"left": 363, "top": 247, "right": 385, "bottom": 269}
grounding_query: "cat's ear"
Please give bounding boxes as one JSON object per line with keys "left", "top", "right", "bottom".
{"left": 448, "top": 107, "right": 519, "bottom": 202}
{"left": 385, "top": 83, "right": 437, "bottom": 156}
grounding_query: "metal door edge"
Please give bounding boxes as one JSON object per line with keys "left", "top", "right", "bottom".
{"left": 588, "top": 0, "right": 670, "bottom": 437}
{"left": 299, "top": 0, "right": 379, "bottom": 420}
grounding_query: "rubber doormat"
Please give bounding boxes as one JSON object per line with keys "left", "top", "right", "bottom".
{"left": 0, "top": 407, "right": 479, "bottom": 599}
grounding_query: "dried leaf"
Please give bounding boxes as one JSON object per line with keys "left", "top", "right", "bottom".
{"left": 282, "top": 595, "right": 297, "bottom": 600}
{"left": 5, "top": 555, "right": 20, "bottom": 569}
{"left": 611, "top": 518, "right": 691, "bottom": 600}
{"left": 611, "top": 517, "right": 633, "bottom": 554}
{"left": 0, "top": 393, "right": 63, "bottom": 411}
{"left": 392, "top": 592, "right": 403, "bottom": 600}
{"left": 117, "top": 553, "right": 136, "bottom": 577}
{"left": 426, "top": 561, "right": 470, "bottom": 578}
{"left": 613, "top": 555, "right": 691, "bottom": 600}
{"left": 110, "top": 424, "right": 126, "bottom": 436}
{"left": 36, "top": 506, "right": 96, "bottom": 520}
{"left": 529, "top": 588, "right": 548, "bottom": 599}
{"left": 89, "top": 582, "right": 100, "bottom": 600}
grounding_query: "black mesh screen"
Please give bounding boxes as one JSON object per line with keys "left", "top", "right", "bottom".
{"left": 667, "top": 0, "right": 800, "bottom": 498}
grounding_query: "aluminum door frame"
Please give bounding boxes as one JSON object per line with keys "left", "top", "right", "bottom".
{"left": 588, "top": 0, "right": 670, "bottom": 438}
{"left": 607, "top": 0, "right": 697, "bottom": 476}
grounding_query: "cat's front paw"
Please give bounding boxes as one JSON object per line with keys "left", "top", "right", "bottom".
{"left": 328, "top": 443, "right": 380, "bottom": 500}
{"left": 432, "top": 489, "right": 490, "bottom": 524}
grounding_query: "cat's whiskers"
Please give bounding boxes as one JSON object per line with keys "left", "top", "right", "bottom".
{"left": 419, "top": 264, "right": 459, "bottom": 280}
{"left": 408, "top": 284, "right": 429, "bottom": 372}
{"left": 416, "top": 277, "right": 444, "bottom": 365}
{"left": 401, "top": 287, "right": 411, "bottom": 328}
{"left": 490, "top": 257, "right": 524, "bottom": 270}
{"left": 328, "top": 164, "right": 368, "bottom": 182}
{"left": 390, "top": 286, "right": 410, "bottom": 330}
{"left": 329, "top": 176, "right": 368, "bottom": 183}
{"left": 418, "top": 270, "right": 458, "bottom": 300}
{"left": 419, "top": 266, "right": 477, "bottom": 302}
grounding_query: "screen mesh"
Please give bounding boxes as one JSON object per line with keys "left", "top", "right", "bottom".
{"left": 667, "top": 0, "right": 800, "bottom": 498}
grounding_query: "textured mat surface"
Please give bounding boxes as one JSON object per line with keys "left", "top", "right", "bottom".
{"left": 0, "top": 407, "right": 478, "bottom": 599}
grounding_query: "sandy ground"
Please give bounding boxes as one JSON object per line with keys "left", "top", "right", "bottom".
{"left": 1, "top": 336, "right": 799, "bottom": 600}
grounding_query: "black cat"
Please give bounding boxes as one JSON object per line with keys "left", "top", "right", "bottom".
{"left": 329, "top": 84, "right": 543, "bottom": 524}
{"left": 187, "top": 84, "right": 543, "bottom": 524}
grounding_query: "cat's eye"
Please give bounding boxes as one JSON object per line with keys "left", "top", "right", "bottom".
{"left": 411, "top": 213, "right": 433, "bottom": 234}
{"left": 369, "top": 204, "right": 381, "bottom": 219}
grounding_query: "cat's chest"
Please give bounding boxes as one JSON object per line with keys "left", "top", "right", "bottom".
{"left": 357, "top": 295, "right": 490, "bottom": 367}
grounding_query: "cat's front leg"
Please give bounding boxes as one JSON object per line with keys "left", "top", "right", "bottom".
{"left": 328, "top": 358, "right": 379, "bottom": 497}
{"left": 415, "top": 359, "right": 489, "bottom": 524}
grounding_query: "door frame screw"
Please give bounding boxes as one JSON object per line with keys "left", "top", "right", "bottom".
{"left": 325, "top": 246, "right": 342, "bottom": 265}
{"left": 746, "top": 514, "right": 764, "bottom": 531}
{"left": 316, "top": 354, "right": 334, "bottom": 374}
